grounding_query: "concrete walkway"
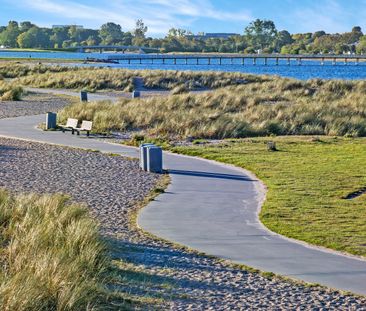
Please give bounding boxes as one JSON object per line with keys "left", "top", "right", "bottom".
{"left": 1, "top": 112, "right": 366, "bottom": 295}
{"left": 25, "top": 87, "right": 121, "bottom": 102}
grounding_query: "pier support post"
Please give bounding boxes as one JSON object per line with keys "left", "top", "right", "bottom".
{"left": 208, "top": 58, "right": 211, "bottom": 65}
{"left": 185, "top": 58, "right": 188, "bottom": 65}
{"left": 253, "top": 58, "right": 256, "bottom": 66}
{"left": 287, "top": 58, "right": 290, "bottom": 65}
{"left": 298, "top": 58, "right": 302, "bottom": 66}
{"left": 276, "top": 58, "right": 279, "bottom": 65}
{"left": 242, "top": 58, "right": 244, "bottom": 65}
{"left": 333, "top": 58, "right": 336, "bottom": 65}
{"left": 196, "top": 58, "right": 199, "bottom": 65}
{"left": 219, "top": 58, "right": 222, "bottom": 65}
{"left": 321, "top": 58, "right": 324, "bottom": 66}
{"left": 264, "top": 58, "right": 267, "bottom": 65}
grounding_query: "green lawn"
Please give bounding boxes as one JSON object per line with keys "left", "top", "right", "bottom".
{"left": 172, "top": 136, "right": 366, "bottom": 257}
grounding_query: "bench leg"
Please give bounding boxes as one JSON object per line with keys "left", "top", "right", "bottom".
{"left": 71, "top": 129, "right": 75, "bottom": 135}
{"left": 87, "top": 131, "right": 90, "bottom": 137}
{"left": 77, "top": 131, "right": 80, "bottom": 136}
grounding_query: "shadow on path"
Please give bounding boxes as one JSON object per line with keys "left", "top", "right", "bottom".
{"left": 168, "top": 169, "right": 255, "bottom": 182}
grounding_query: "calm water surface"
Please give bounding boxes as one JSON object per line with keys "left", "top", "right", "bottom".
{"left": 1, "top": 51, "right": 365, "bottom": 80}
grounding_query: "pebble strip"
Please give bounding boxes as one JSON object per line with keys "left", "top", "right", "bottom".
{"left": 0, "top": 93, "right": 70, "bottom": 119}
{"left": 0, "top": 98, "right": 366, "bottom": 310}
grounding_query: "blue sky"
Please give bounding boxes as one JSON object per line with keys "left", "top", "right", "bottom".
{"left": 0, "top": 0, "right": 365, "bottom": 36}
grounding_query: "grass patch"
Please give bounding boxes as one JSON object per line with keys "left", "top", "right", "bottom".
{"left": 172, "top": 136, "right": 366, "bottom": 257}
{"left": 0, "top": 190, "right": 117, "bottom": 310}
{"left": 59, "top": 77, "right": 366, "bottom": 138}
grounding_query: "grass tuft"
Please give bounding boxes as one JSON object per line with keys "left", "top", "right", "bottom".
{"left": 0, "top": 190, "right": 113, "bottom": 311}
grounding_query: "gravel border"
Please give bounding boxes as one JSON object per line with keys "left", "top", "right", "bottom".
{"left": 0, "top": 93, "right": 71, "bottom": 119}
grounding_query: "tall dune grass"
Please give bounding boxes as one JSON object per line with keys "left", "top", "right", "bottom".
{"left": 19, "top": 68, "right": 136, "bottom": 92}
{"left": 0, "top": 190, "right": 110, "bottom": 310}
{"left": 0, "top": 62, "right": 74, "bottom": 78}
{"left": 3, "top": 63, "right": 266, "bottom": 92}
{"left": 0, "top": 82, "right": 23, "bottom": 100}
{"left": 58, "top": 77, "right": 366, "bottom": 138}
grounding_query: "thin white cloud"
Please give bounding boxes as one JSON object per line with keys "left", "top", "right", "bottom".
{"left": 288, "top": 0, "right": 362, "bottom": 33}
{"left": 16, "top": 0, "right": 253, "bottom": 35}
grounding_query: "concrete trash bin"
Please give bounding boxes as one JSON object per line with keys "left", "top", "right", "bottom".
{"left": 139, "top": 143, "right": 156, "bottom": 170}
{"left": 46, "top": 112, "right": 57, "bottom": 130}
{"left": 146, "top": 146, "right": 163, "bottom": 173}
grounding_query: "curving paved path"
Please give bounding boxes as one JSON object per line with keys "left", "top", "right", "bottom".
{"left": 1, "top": 99, "right": 366, "bottom": 296}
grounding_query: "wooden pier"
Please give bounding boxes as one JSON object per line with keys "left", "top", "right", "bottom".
{"left": 106, "top": 54, "right": 366, "bottom": 66}
{"left": 75, "top": 45, "right": 159, "bottom": 53}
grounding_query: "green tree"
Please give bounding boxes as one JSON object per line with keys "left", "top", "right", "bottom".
{"left": 167, "top": 28, "right": 189, "bottom": 38}
{"left": 274, "top": 30, "right": 293, "bottom": 52}
{"left": 0, "top": 21, "right": 20, "bottom": 47}
{"left": 356, "top": 35, "right": 366, "bottom": 54}
{"left": 121, "top": 32, "right": 133, "bottom": 45}
{"left": 50, "top": 27, "right": 69, "bottom": 48}
{"left": 312, "top": 31, "right": 326, "bottom": 39}
{"left": 133, "top": 19, "right": 148, "bottom": 39}
{"left": 17, "top": 27, "right": 51, "bottom": 48}
{"left": 244, "top": 19, "right": 277, "bottom": 51}
{"left": 20, "top": 21, "right": 34, "bottom": 32}
{"left": 99, "top": 23, "right": 123, "bottom": 44}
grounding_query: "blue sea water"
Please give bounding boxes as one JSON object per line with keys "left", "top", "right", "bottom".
{"left": 1, "top": 51, "right": 366, "bottom": 81}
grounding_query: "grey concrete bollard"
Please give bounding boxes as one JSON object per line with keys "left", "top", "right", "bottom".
{"left": 146, "top": 146, "right": 163, "bottom": 173}
{"left": 45, "top": 112, "right": 57, "bottom": 130}
{"left": 139, "top": 143, "right": 155, "bottom": 170}
{"left": 80, "top": 91, "right": 88, "bottom": 102}
{"left": 132, "top": 91, "right": 140, "bottom": 98}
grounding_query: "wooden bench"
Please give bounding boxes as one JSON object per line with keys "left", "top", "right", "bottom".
{"left": 59, "top": 118, "right": 78, "bottom": 134}
{"left": 75, "top": 120, "right": 93, "bottom": 136}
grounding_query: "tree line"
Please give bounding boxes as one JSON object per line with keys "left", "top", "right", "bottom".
{"left": 1, "top": 19, "right": 366, "bottom": 54}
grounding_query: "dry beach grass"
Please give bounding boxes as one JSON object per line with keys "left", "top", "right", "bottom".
{"left": 59, "top": 77, "right": 366, "bottom": 138}
{"left": 0, "top": 191, "right": 109, "bottom": 310}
